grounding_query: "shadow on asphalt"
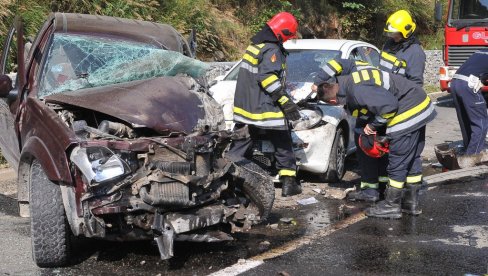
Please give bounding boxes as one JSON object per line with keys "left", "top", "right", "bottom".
{"left": 435, "top": 95, "right": 455, "bottom": 108}
{"left": 299, "top": 154, "right": 360, "bottom": 189}
{"left": 0, "top": 193, "right": 18, "bottom": 216}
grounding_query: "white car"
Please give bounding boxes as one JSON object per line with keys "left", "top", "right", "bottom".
{"left": 210, "top": 39, "right": 380, "bottom": 182}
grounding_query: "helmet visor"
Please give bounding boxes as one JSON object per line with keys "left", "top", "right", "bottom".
{"left": 385, "top": 31, "right": 402, "bottom": 38}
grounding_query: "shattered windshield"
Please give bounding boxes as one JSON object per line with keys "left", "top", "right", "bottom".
{"left": 38, "top": 34, "right": 209, "bottom": 98}
{"left": 286, "top": 50, "right": 341, "bottom": 82}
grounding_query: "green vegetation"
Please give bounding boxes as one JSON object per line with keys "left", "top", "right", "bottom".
{"left": 424, "top": 84, "right": 441, "bottom": 94}
{"left": 0, "top": 150, "right": 7, "bottom": 167}
{"left": 0, "top": 0, "right": 446, "bottom": 61}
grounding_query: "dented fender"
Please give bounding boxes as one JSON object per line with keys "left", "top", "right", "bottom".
{"left": 316, "top": 104, "right": 349, "bottom": 126}
{"left": 293, "top": 123, "right": 337, "bottom": 173}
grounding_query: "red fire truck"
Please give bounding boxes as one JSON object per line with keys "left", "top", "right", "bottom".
{"left": 438, "top": 0, "right": 488, "bottom": 92}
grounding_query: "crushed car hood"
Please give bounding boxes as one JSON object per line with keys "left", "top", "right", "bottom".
{"left": 45, "top": 77, "right": 206, "bottom": 134}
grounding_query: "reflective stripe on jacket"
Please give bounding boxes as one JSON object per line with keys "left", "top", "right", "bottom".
{"left": 379, "top": 43, "right": 426, "bottom": 86}
{"left": 314, "top": 58, "right": 375, "bottom": 85}
{"left": 341, "top": 69, "right": 436, "bottom": 138}
{"left": 233, "top": 42, "right": 287, "bottom": 129}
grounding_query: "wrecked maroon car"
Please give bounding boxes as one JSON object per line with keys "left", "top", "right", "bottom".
{"left": 0, "top": 13, "right": 274, "bottom": 267}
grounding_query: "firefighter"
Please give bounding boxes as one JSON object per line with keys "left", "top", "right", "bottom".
{"left": 311, "top": 58, "right": 374, "bottom": 90}
{"left": 312, "top": 58, "right": 389, "bottom": 202}
{"left": 450, "top": 50, "right": 488, "bottom": 156}
{"left": 228, "top": 12, "right": 303, "bottom": 197}
{"left": 380, "top": 10, "right": 426, "bottom": 86}
{"left": 316, "top": 68, "right": 437, "bottom": 219}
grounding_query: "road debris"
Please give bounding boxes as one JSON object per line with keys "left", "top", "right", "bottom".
{"left": 279, "top": 217, "right": 294, "bottom": 224}
{"left": 312, "top": 188, "right": 322, "bottom": 194}
{"left": 267, "top": 224, "right": 279, "bottom": 230}
{"left": 258, "top": 241, "right": 271, "bottom": 251}
{"left": 297, "top": 197, "right": 318, "bottom": 205}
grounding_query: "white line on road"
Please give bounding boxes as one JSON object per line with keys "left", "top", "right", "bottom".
{"left": 208, "top": 260, "right": 264, "bottom": 276}
{"left": 209, "top": 212, "right": 366, "bottom": 276}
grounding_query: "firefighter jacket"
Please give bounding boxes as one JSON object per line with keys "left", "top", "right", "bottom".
{"left": 456, "top": 50, "right": 488, "bottom": 77}
{"left": 314, "top": 58, "right": 374, "bottom": 85}
{"left": 233, "top": 42, "right": 288, "bottom": 129}
{"left": 379, "top": 37, "right": 426, "bottom": 86}
{"left": 338, "top": 68, "right": 437, "bottom": 138}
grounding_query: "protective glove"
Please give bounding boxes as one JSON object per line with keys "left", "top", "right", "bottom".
{"left": 278, "top": 95, "right": 301, "bottom": 121}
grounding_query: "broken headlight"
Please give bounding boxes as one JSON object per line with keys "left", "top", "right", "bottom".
{"left": 293, "top": 108, "right": 323, "bottom": 131}
{"left": 70, "top": 146, "right": 130, "bottom": 184}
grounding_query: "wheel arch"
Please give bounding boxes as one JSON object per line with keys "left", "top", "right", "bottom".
{"left": 17, "top": 137, "right": 73, "bottom": 217}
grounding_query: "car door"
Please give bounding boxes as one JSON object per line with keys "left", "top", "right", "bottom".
{"left": 0, "top": 17, "right": 26, "bottom": 170}
{"left": 357, "top": 45, "right": 380, "bottom": 67}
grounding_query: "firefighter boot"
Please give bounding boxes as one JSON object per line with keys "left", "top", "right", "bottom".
{"left": 347, "top": 188, "right": 379, "bottom": 203}
{"left": 281, "top": 176, "right": 302, "bottom": 197}
{"left": 378, "top": 181, "right": 387, "bottom": 200}
{"left": 365, "top": 186, "right": 403, "bottom": 219}
{"left": 401, "top": 183, "right": 422, "bottom": 215}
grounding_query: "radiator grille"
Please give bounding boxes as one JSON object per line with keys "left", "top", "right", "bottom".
{"left": 447, "top": 46, "right": 488, "bottom": 67}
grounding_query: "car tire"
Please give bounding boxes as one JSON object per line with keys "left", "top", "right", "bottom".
{"left": 320, "top": 127, "right": 346, "bottom": 183}
{"left": 29, "top": 159, "right": 72, "bottom": 267}
{"left": 232, "top": 161, "right": 275, "bottom": 222}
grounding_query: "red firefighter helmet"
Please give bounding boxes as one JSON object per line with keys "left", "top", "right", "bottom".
{"left": 359, "top": 134, "right": 390, "bottom": 158}
{"left": 267, "top": 12, "right": 298, "bottom": 42}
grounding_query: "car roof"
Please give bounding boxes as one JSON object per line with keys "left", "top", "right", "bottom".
{"left": 284, "top": 39, "right": 378, "bottom": 52}
{"left": 51, "top": 13, "right": 190, "bottom": 54}
{"left": 220, "top": 39, "right": 380, "bottom": 80}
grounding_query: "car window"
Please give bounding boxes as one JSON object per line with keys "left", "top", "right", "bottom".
{"left": 224, "top": 62, "right": 241, "bottom": 81}
{"left": 38, "top": 33, "right": 209, "bottom": 98}
{"left": 286, "top": 50, "right": 341, "bottom": 82}
{"left": 348, "top": 48, "right": 363, "bottom": 61}
{"left": 358, "top": 46, "right": 380, "bottom": 67}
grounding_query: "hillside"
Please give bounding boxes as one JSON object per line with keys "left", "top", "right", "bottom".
{"left": 0, "top": 0, "right": 445, "bottom": 60}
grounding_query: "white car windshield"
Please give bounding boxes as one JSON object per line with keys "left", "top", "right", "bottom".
{"left": 224, "top": 49, "right": 341, "bottom": 82}
{"left": 38, "top": 33, "right": 209, "bottom": 98}
{"left": 286, "top": 50, "right": 341, "bottom": 82}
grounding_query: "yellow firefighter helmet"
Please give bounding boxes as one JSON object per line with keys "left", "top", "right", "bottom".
{"left": 384, "top": 10, "right": 416, "bottom": 38}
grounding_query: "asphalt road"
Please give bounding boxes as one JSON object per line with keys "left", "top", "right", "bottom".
{"left": 1, "top": 98, "right": 487, "bottom": 275}
{"left": 244, "top": 179, "right": 488, "bottom": 275}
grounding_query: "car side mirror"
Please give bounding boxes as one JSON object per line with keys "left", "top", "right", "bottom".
{"left": 0, "top": 75, "right": 13, "bottom": 98}
{"left": 435, "top": 1, "right": 443, "bottom": 23}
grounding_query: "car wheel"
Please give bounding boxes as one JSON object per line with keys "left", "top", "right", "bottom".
{"left": 29, "top": 159, "right": 72, "bottom": 267}
{"left": 320, "top": 127, "right": 346, "bottom": 182}
{"left": 231, "top": 161, "right": 275, "bottom": 222}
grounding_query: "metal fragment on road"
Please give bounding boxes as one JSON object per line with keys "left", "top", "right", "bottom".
{"left": 312, "top": 188, "right": 322, "bottom": 194}
{"left": 279, "top": 217, "right": 293, "bottom": 224}
{"left": 297, "top": 197, "right": 318, "bottom": 205}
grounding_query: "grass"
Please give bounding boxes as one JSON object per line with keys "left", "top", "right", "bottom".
{"left": 0, "top": 150, "right": 8, "bottom": 168}
{"left": 418, "top": 29, "right": 444, "bottom": 50}
{"left": 424, "top": 84, "right": 441, "bottom": 94}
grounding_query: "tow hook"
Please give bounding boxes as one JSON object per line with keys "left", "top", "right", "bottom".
{"left": 152, "top": 212, "right": 175, "bottom": 260}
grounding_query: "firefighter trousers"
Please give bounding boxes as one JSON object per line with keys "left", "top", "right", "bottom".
{"left": 387, "top": 126, "right": 426, "bottom": 188}
{"left": 451, "top": 79, "right": 488, "bottom": 155}
{"left": 354, "top": 132, "right": 389, "bottom": 189}
{"left": 227, "top": 123, "right": 297, "bottom": 176}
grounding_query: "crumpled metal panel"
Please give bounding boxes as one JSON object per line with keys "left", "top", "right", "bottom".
{"left": 45, "top": 77, "right": 206, "bottom": 134}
